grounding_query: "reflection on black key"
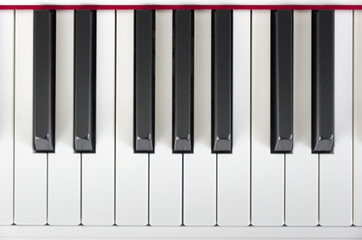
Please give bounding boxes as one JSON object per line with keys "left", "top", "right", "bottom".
{"left": 312, "top": 10, "right": 334, "bottom": 153}
{"left": 173, "top": 10, "right": 194, "bottom": 153}
{"left": 74, "top": 10, "right": 96, "bottom": 153}
{"left": 270, "top": 10, "right": 293, "bottom": 153}
{"left": 134, "top": 10, "right": 155, "bottom": 153}
{"left": 212, "top": 10, "right": 232, "bottom": 153}
{"left": 33, "top": 10, "right": 56, "bottom": 153}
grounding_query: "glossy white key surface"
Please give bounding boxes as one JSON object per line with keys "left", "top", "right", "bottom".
{"left": 354, "top": 10, "right": 362, "bottom": 227}
{"left": 14, "top": 10, "right": 47, "bottom": 224}
{"left": 82, "top": 10, "right": 115, "bottom": 225}
{"left": 150, "top": 10, "right": 181, "bottom": 226}
{"left": 286, "top": 10, "right": 318, "bottom": 226}
{"left": 116, "top": 10, "right": 148, "bottom": 225}
{"left": 48, "top": 10, "right": 80, "bottom": 225}
{"left": 217, "top": 10, "right": 250, "bottom": 226}
{"left": 0, "top": 10, "right": 14, "bottom": 225}
{"left": 319, "top": 10, "right": 353, "bottom": 226}
{"left": 251, "top": 10, "right": 284, "bottom": 226}
{"left": 184, "top": 10, "right": 216, "bottom": 226}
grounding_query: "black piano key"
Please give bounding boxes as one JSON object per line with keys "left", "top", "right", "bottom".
{"left": 211, "top": 10, "right": 232, "bottom": 153}
{"left": 33, "top": 10, "right": 56, "bottom": 153}
{"left": 134, "top": 10, "right": 155, "bottom": 153}
{"left": 312, "top": 10, "right": 334, "bottom": 153}
{"left": 74, "top": 10, "right": 96, "bottom": 153}
{"left": 270, "top": 10, "right": 294, "bottom": 153}
{"left": 172, "top": 10, "right": 194, "bottom": 153}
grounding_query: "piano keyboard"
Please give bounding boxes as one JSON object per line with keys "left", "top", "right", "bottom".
{"left": 0, "top": 3, "right": 362, "bottom": 239}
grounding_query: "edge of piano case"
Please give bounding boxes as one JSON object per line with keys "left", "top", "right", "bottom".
{"left": 1, "top": 4, "right": 362, "bottom": 10}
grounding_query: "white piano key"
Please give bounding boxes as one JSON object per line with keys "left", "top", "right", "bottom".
{"left": 82, "top": 10, "right": 115, "bottom": 225}
{"left": 354, "top": 10, "right": 362, "bottom": 227}
{"left": 150, "top": 10, "right": 181, "bottom": 226}
{"left": 116, "top": 10, "right": 148, "bottom": 225}
{"left": 14, "top": 10, "right": 47, "bottom": 224}
{"left": 320, "top": 10, "right": 353, "bottom": 226}
{"left": 251, "top": 10, "right": 284, "bottom": 226}
{"left": 0, "top": 10, "right": 14, "bottom": 225}
{"left": 286, "top": 10, "right": 318, "bottom": 226}
{"left": 48, "top": 10, "right": 80, "bottom": 226}
{"left": 217, "top": 10, "right": 250, "bottom": 226}
{"left": 184, "top": 10, "right": 216, "bottom": 226}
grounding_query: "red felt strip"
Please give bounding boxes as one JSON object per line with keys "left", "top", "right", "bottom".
{"left": 0, "top": 5, "right": 361, "bottom": 10}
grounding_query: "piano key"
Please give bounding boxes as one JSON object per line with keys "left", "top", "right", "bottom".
{"left": 150, "top": 10, "right": 181, "bottom": 225}
{"left": 212, "top": 9, "right": 232, "bottom": 153}
{"left": 134, "top": 10, "right": 155, "bottom": 153}
{"left": 48, "top": 10, "right": 80, "bottom": 225}
{"left": 172, "top": 9, "right": 194, "bottom": 153}
{"left": 0, "top": 10, "right": 14, "bottom": 225}
{"left": 33, "top": 10, "right": 56, "bottom": 153}
{"left": 270, "top": 10, "right": 293, "bottom": 153}
{"left": 14, "top": 10, "right": 47, "bottom": 224}
{"left": 286, "top": 10, "right": 318, "bottom": 226}
{"left": 184, "top": 10, "right": 216, "bottom": 226}
{"left": 74, "top": 10, "right": 96, "bottom": 153}
{"left": 354, "top": 10, "right": 362, "bottom": 226}
{"left": 320, "top": 10, "right": 352, "bottom": 226}
{"left": 251, "top": 10, "right": 284, "bottom": 226}
{"left": 218, "top": 10, "right": 250, "bottom": 226}
{"left": 82, "top": 10, "right": 114, "bottom": 225}
{"left": 116, "top": 10, "right": 148, "bottom": 225}
{"left": 311, "top": 10, "right": 334, "bottom": 153}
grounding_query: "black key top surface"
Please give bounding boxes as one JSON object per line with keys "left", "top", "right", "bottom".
{"left": 74, "top": 10, "right": 96, "bottom": 153}
{"left": 212, "top": 9, "right": 232, "bottom": 153}
{"left": 173, "top": 10, "right": 194, "bottom": 153}
{"left": 312, "top": 10, "right": 334, "bottom": 153}
{"left": 33, "top": 10, "right": 56, "bottom": 152}
{"left": 134, "top": 10, "right": 155, "bottom": 153}
{"left": 270, "top": 10, "right": 294, "bottom": 153}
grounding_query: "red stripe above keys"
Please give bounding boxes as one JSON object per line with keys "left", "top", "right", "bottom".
{"left": 0, "top": 5, "right": 362, "bottom": 10}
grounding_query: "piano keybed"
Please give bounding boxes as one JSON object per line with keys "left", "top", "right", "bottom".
{"left": 0, "top": 2, "right": 361, "bottom": 239}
